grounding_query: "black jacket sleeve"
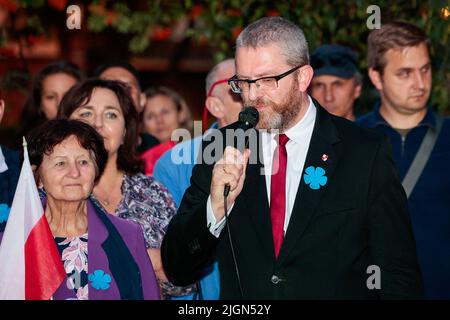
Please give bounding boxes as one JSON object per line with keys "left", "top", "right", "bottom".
{"left": 161, "top": 160, "right": 220, "bottom": 286}
{"left": 368, "top": 137, "right": 424, "bottom": 299}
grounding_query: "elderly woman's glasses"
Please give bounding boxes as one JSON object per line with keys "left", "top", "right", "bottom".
{"left": 228, "top": 65, "right": 302, "bottom": 94}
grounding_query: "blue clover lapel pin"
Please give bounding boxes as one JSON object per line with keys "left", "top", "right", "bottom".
{"left": 303, "top": 166, "right": 328, "bottom": 190}
{"left": 88, "top": 269, "right": 112, "bottom": 290}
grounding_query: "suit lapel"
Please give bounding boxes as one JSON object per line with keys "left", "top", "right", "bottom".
{"left": 277, "top": 104, "right": 343, "bottom": 264}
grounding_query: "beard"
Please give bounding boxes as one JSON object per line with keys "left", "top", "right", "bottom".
{"left": 242, "top": 77, "right": 303, "bottom": 132}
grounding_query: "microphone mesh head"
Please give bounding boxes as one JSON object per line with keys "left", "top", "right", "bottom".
{"left": 239, "top": 107, "right": 259, "bottom": 128}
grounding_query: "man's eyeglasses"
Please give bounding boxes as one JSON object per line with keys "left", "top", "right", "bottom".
{"left": 228, "top": 65, "right": 302, "bottom": 94}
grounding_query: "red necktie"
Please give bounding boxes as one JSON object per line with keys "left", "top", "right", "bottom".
{"left": 270, "top": 134, "right": 289, "bottom": 259}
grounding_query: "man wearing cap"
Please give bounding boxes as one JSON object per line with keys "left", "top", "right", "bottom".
{"left": 309, "top": 44, "right": 362, "bottom": 121}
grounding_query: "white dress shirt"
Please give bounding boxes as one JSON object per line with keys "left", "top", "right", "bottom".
{"left": 0, "top": 146, "right": 8, "bottom": 173}
{"left": 207, "top": 96, "right": 317, "bottom": 237}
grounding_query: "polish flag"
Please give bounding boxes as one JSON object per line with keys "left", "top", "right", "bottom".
{"left": 0, "top": 138, "right": 65, "bottom": 299}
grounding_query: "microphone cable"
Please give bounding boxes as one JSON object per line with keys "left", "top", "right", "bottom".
{"left": 223, "top": 184, "right": 244, "bottom": 300}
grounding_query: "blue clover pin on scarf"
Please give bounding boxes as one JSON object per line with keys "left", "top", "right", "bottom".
{"left": 88, "top": 269, "right": 112, "bottom": 290}
{"left": 303, "top": 166, "right": 328, "bottom": 190}
{"left": 0, "top": 204, "right": 11, "bottom": 223}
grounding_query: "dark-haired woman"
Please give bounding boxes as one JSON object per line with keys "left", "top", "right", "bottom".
{"left": 58, "top": 79, "right": 196, "bottom": 299}
{"left": 20, "top": 61, "right": 83, "bottom": 136}
{"left": 26, "top": 119, "right": 159, "bottom": 299}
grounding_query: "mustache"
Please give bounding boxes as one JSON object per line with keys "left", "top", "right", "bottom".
{"left": 410, "top": 90, "right": 427, "bottom": 96}
{"left": 244, "top": 97, "right": 273, "bottom": 108}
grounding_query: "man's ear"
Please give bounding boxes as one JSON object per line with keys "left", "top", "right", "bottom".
{"left": 205, "top": 96, "right": 225, "bottom": 119}
{"left": 298, "top": 65, "right": 314, "bottom": 92}
{"left": 354, "top": 83, "right": 363, "bottom": 100}
{"left": 0, "top": 99, "right": 5, "bottom": 123}
{"left": 368, "top": 68, "right": 383, "bottom": 91}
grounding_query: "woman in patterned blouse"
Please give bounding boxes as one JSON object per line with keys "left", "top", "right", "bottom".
{"left": 58, "top": 79, "right": 195, "bottom": 299}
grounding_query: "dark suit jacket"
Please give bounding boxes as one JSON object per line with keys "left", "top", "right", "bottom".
{"left": 0, "top": 146, "right": 20, "bottom": 207}
{"left": 0, "top": 146, "right": 20, "bottom": 241}
{"left": 161, "top": 103, "right": 423, "bottom": 299}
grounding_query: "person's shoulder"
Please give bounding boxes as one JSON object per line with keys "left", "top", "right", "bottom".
{"left": 142, "top": 140, "right": 176, "bottom": 157}
{"left": 155, "top": 137, "right": 197, "bottom": 167}
{"left": 107, "top": 213, "right": 145, "bottom": 250}
{"left": 1, "top": 146, "right": 20, "bottom": 182}
{"left": 441, "top": 115, "right": 450, "bottom": 128}
{"left": 1, "top": 145, "right": 20, "bottom": 165}
{"left": 127, "top": 173, "right": 170, "bottom": 194}
{"left": 355, "top": 111, "right": 377, "bottom": 128}
{"left": 127, "top": 173, "right": 157, "bottom": 188}
{"left": 437, "top": 115, "right": 450, "bottom": 140}
{"left": 154, "top": 138, "right": 200, "bottom": 176}
{"left": 329, "top": 112, "right": 385, "bottom": 146}
{"left": 174, "top": 135, "right": 203, "bottom": 148}
{"left": 106, "top": 209, "right": 143, "bottom": 236}
{"left": 156, "top": 146, "right": 173, "bottom": 164}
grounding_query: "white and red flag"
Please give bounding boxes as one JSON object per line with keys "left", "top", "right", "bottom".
{"left": 0, "top": 138, "right": 65, "bottom": 299}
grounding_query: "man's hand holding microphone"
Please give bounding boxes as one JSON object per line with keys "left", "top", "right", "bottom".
{"left": 209, "top": 107, "right": 259, "bottom": 222}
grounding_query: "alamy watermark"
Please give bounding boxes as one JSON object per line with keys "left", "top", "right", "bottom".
{"left": 64, "top": 4, "right": 381, "bottom": 32}
{"left": 366, "top": 265, "right": 381, "bottom": 290}
{"left": 366, "top": 5, "right": 381, "bottom": 30}
{"left": 66, "top": 5, "right": 81, "bottom": 30}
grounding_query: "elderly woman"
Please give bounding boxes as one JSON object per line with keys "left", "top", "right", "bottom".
{"left": 57, "top": 79, "right": 195, "bottom": 299}
{"left": 26, "top": 119, "right": 159, "bottom": 300}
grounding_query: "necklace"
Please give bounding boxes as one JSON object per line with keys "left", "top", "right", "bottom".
{"left": 94, "top": 174, "right": 124, "bottom": 208}
{"left": 99, "top": 198, "right": 110, "bottom": 206}
{"left": 93, "top": 191, "right": 111, "bottom": 206}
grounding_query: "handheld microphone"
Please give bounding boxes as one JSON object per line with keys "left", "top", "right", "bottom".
{"left": 222, "top": 106, "right": 259, "bottom": 300}
{"left": 223, "top": 107, "right": 259, "bottom": 197}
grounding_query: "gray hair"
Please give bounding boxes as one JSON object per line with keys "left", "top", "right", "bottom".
{"left": 205, "top": 59, "right": 234, "bottom": 94}
{"left": 236, "top": 17, "right": 309, "bottom": 67}
{"left": 353, "top": 70, "right": 363, "bottom": 86}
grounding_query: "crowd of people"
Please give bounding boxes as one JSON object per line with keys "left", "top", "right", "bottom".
{"left": 0, "top": 16, "right": 449, "bottom": 300}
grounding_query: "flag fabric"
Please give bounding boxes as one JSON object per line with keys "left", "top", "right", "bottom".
{"left": 0, "top": 139, "right": 66, "bottom": 300}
